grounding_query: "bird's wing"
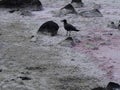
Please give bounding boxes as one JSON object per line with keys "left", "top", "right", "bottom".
{"left": 65, "top": 24, "right": 76, "bottom": 30}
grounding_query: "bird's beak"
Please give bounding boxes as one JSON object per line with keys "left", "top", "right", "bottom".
{"left": 60, "top": 7, "right": 64, "bottom": 10}
{"left": 61, "top": 20, "right": 63, "bottom": 22}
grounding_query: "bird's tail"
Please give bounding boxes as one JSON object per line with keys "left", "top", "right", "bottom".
{"left": 75, "top": 29, "right": 79, "bottom": 31}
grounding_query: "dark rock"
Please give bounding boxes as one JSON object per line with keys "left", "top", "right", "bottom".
{"left": 92, "top": 82, "right": 120, "bottom": 90}
{"left": 71, "top": 0, "right": 82, "bottom": 3}
{"left": 117, "top": 20, "right": 120, "bottom": 30}
{"left": 103, "top": 33, "right": 113, "bottom": 36}
{"left": 110, "top": 33, "right": 113, "bottom": 35}
{"left": 20, "top": 71, "right": 30, "bottom": 74}
{"left": 71, "top": 0, "right": 84, "bottom": 7}
{"left": 71, "top": 59, "right": 75, "bottom": 61}
{"left": 92, "top": 87, "right": 105, "bottom": 90}
{"left": 8, "top": 9, "right": 19, "bottom": 13}
{"left": 65, "top": 37, "right": 73, "bottom": 41}
{"left": 10, "top": 78, "right": 15, "bottom": 81}
{"left": 60, "top": 4, "right": 77, "bottom": 14}
{"left": 0, "top": 0, "right": 43, "bottom": 11}
{"left": 62, "top": 4, "right": 75, "bottom": 11}
{"left": 92, "top": 46, "right": 99, "bottom": 50}
{"left": 30, "top": 35, "right": 35, "bottom": 39}
{"left": 59, "top": 37, "right": 80, "bottom": 47}
{"left": 26, "top": 66, "right": 47, "bottom": 72}
{"left": 0, "top": 69, "right": 2, "bottom": 72}
{"left": 59, "top": 37, "right": 75, "bottom": 47}
{"left": 9, "top": 10, "right": 16, "bottom": 13}
{"left": 18, "top": 76, "right": 31, "bottom": 80}
{"left": 106, "top": 82, "right": 120, "bottom": 90}
{"left": 37, "top": 21, "right": 59, "bottom": 36}
{"left": 79, "top": 9, "right": 103, "bottom": 17}
{"left": 20, "top": 10, "right": 33, "bottom": 16}
{"left": 118, "top": 24, "right": 120, "bottom": 30}
{"left": 107, "top": 22, "right": 118, "bottom": 29}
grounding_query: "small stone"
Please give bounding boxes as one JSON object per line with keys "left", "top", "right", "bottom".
{"left": 21, "top": 10, "right": 33, "bottom": 16}
{"left": 21, "top": 71, "right": 30, "bottom": 74}
{"left": 91, "top": 87, "right": 105, "bottom": 90}
{"left": 18, "top": 81, "right": 25, "bottom": 85}
{"left": 71, "top": 59, "right": 75, "bottom": 61}
{"left": 0, "top": 69, "right": 2, "bottom": 72}
{"left": 9, "top": 10, "right": 15, "bottom": 13}
{"left": 66, "top": 37, "right": 73, "bottom": 41}
{"left": 11, "top": 79, "right": 15, "bottom": 81}
{"left": 92, "top": 47, "right": 99, "bottom": 50}
{"left": 18, "top": 76, "right": 31, "bottom": 80}
{"left": 110, "top": 33, "right": 113, "bottom": 35}
{"left": 9, "top": 9, "right": 19, "bottom": 13}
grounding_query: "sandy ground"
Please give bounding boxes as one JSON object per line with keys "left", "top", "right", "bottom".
{"left": 0, "top": 0, "right": 120, "bottom": 90}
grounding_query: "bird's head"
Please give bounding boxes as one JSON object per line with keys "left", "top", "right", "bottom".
{"left": 61, "top": 19, "right": 67, "bottom": 23}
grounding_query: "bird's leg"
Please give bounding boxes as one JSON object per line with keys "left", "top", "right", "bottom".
{"left": 68, "top": 31, "right": 70, "bottom": 36}
{"left": 66, "top": 31, "right": 68, "bottom": 36}
{"left": 69, "top": 31, "right": 71, "bottom": 36}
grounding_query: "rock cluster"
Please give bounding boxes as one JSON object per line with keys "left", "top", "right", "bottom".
{"left": 0, "top": 0, "right": 43, "bottom": 11}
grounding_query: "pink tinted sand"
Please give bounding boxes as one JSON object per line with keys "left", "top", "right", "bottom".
{"left": 74, "top": 29, "right": 120, "bottom": 83}
{"left": 93, "top": 35, "right": 120, "bottom": 82}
